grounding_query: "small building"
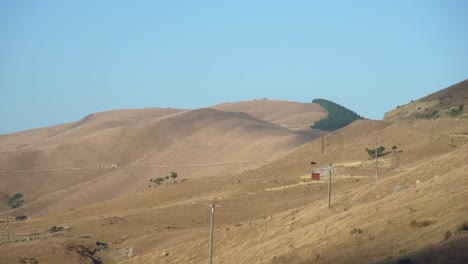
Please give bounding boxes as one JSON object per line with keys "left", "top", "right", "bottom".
{"left": 311, "top": 170, "right": 320, "bottom": 180}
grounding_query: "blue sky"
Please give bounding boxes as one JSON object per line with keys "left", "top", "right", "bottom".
{"left": 1, "top": 0, "right": 467, "bottom": 134}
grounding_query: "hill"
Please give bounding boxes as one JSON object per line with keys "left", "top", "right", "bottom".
{"left": 384, "top": 79, "right": 468, "bottom": 120}
{"left": 310, "top": 99, "right": 366, "bottom": 131}
{"left": 0, "top": 107, "right": 321, "bottom": 216}
{"left": 211, "top": 99, "right": 328, "bottom": 131}
{"left": 1, "top": 87, "right": 467, "bottom": 264}
{"left": 1, "top": 116, "right": 467, "bottom": 264}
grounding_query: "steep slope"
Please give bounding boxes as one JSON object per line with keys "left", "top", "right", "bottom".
{"left": 385, "top": 79, "right": 468, "bottom": 120}
{"left": 0, "top": 108, "right": 320, "bottom": 216}
{"left": 211, "top": 99, "right": 328, "bottom": 131}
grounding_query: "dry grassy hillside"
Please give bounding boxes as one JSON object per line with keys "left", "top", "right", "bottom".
{"left": 0, "top": 107, "right": 321, "bottom": 217}
{"left": 1, "top": 117, "right": 467, "bottom": 264}
{"left": 385, "top": 80, "right": 468, "bottom": 120}
{"left": 211, "top": 99, "right": 328, "bottom": 131}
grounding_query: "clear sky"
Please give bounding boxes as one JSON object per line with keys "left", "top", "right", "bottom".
{"left": 1, "top": 0, "right": 467, "bottom": 135}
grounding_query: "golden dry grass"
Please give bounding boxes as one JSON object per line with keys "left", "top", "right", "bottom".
{"left": 0, "top": 100, "right": 467, "bottom": 264}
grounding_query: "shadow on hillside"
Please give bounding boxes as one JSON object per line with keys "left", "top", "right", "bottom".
{"left": 273, "top": 235, "right": 468, "bottom": 264}
{"left": 373, "top": 235, "right": 468, "bottom": 264}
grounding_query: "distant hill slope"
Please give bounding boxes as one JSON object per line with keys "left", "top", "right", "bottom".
{"left": 2, "top": 116, "right": 467, "bottom": 264}
{"left": 385, "top": 79, "right": 468, "bottom": 121}
{"left": 211, "top": 99, "right": 328, "bottom": 131}
{"left": 0, "top": 108, "right": 321, "bottom": 216}
{"left": 310, "top": 99, "right": 365, "bottom": 131}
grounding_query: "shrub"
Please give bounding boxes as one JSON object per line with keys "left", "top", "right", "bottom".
{"left": 415, "top": 110, "right": 439, "bottom": 119}
{"left": 8, "top": 193, "right": 25, "bottom": 209}
{"left": 15, "top": 215, "right": 28, "bottom": 221}
{"left": 448, "top": 105, "right": 464, "bottom": 117}
{"left": 350, "top": 227, "right": 363, "bottom": 234}
{"left": 170, "top": 172, "right": 178, "bottom": 183}
{"left": 455, "top": 220, "right": 468, "bottom": 234}
{"left": 366, "top": 146, "right": 386, "bottom": 157}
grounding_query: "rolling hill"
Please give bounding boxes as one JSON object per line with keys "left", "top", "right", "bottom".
{"left": 1, "top": 85, "right": 467, "bottom": 264}
{"left": 385, "top": 79, "right": 468, "bottom": 121}
{"left": 0, "top": 104, "right": 325, "bottom": 217}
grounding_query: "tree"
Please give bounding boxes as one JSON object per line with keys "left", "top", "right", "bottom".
{"left": 170, "top": 172, "right": 178, "bottom": 183}
{"left": 366, "top": 146, "right": 385, "bottom": 157}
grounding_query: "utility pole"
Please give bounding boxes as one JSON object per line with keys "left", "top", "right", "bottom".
{"left": 204, "top": 211, "right": 208, "bottom": 236}
{"left": 328, "top": 164, "right": 332, "bottom": 208}
{"left": 375, "top": 140, "right": 379, "bottom": 183}
{"left": 321, "top": 136, "right": 325, "bottom": 154}
{"left": 6, "top": 219, "right": 10, "bottom": 242}
{"left": 208, "top": 203, "right": 220, "bottom": 264}
{"left": 431, "top": 124, "right": 434, "bottom": 144}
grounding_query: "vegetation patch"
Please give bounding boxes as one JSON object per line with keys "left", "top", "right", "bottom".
{"left": 7, "top": 193, "right": 25, "bottom": 209}
{"left": 366, "top": 146, "right": 386, "bottom": 157}
{"left": 15, "top": 215, "right": 28, "bottom": 221}
{"left": 18, "top": 257, "right": 39, "bottom": 264}
{"left": 310, "top": 99, "right": 365, "bottom": 131}
{"left": 455, "top": 220, "right": 468, "bottom": 234}
{"left": 448, "top": 105, "right": 464, "bottom": 117}
{"left": 415, "top": 109, "right": 439, "bottom": 119}
{"left": 350, "top": 227, "right": 363, "bottom": 234}
{"left": 149, "top": 172, "right": 178, "bottom": 187}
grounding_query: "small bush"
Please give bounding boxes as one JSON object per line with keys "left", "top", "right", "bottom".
{"left": 415, "top": 110, "right": 439, "bottom": 119}
{"left": 448, "top": 105, "right": 464, "bottom": 117}
{"left": 8, "top": 193, "right": 25, "bottom": 209}
{"left": 350, "top": 227, "right": 363, "bottom": 234}
{"left": 410, "top": 219, "right": 433, "bottom": 228}
{"left": 366, "top": 146, "right": 385, "bottom": 157}
{"left": 455, "top": 220, "right": 468, "bottom": 234}
{"left": 15, "top": 215, "right": 28, "bottom": 221}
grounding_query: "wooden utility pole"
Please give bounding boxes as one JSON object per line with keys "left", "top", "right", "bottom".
{"left": 328, "top": 164, "right": 332, "bottom": 208}
{"left": 208, "top": 203, "right": 220, "bottom": 264}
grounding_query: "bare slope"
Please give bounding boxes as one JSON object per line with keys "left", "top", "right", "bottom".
{"left": 0, "top": 108, "right": 319, "bottom": 216}
{"left": 385, "top": 79, "right": 468, "bottom": 120}
{"left": 0, "top": 108, "right": 184, "bottom": 152}
{"left": 1, "top": 118, "right": 467, "bottom": 264}
{"left": 211, "top": 99, "right": 328, "bottom": 131}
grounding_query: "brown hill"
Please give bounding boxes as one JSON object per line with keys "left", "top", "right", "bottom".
{"left": 211, "top": 99, "right": 328, "bottom": 131}
{"left": 1, "top": 116, "right": 467, "bottom": 263}
{"left": 385, "top": 79, "right": 468, "bottom": 120}
{"left": 1, "top": 89, "right": 467, "bottom": 264}
{"left": 0, "top": 107, "right": 322, "bottom": 216}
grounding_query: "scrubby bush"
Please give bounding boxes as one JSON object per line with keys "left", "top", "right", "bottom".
{"left": 15, "top": 215, "right": 28, "bottom": 221}
{"left": 7, "top": 193, "right": 25, "bottom": 209}
{"left": 455, "top": 220, "right": 468, "bottom": 234}
{"left": 448, "top": 105, "right": 464, "bottom": 117}
{"left": 350, "top": 227, "right": 363, "bottom": 234}
{"left": 366, "top": 146, "right": 385, "bottom": 157}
